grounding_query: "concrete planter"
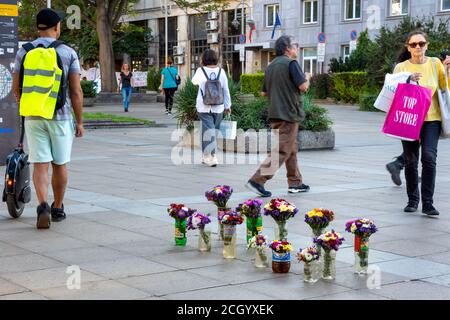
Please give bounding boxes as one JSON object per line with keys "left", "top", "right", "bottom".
{"left": 297, "top": 129, "right": 335, "bottom": 151}
{"left": 83, "top": 97, "right": 95, "bottom": 108}
{"left": 181, "top": 127, "right": 335, "bottom": 153}
{"left": 237, "top": 94, "right": 257, "bottom": 104}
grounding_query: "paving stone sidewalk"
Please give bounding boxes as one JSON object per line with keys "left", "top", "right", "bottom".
{"left": 2, "top": 102, "right": 450, "bottom": 300}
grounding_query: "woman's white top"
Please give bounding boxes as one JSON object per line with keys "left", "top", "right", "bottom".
{"left": 191, "top": 66, "right": 232, "bottom": 113}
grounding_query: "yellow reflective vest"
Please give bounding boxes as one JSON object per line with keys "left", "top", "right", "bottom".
{"left": 19, "top": 45, "right": 62, "bottom": 119}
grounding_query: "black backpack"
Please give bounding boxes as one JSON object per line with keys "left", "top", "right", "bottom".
{"left": 19, "top": 40, "right": 67, "bottom": 110}
{"left": 200, "top": 67, "right": 224, "bottom": 106}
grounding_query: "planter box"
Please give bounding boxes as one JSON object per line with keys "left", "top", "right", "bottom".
{"left": 297, "top": 129, "right": 335, "bottom": 150}
{"left": 181, "top": 127, "right": 335, "bottom": 153}
{"left": 83, "top": 97, "right": 95, "bottom": 108}
{"left": 237, "top": 94, "right": 256, "bottom": 104}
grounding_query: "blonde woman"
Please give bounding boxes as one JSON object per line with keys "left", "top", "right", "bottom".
{"left": 119, "top": 63, "right": 133, "bottom": 112}
{"left": 394, "top": 31, "right": 450, "bottom": 216}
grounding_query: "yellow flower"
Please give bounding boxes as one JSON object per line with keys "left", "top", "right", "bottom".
{"left": 351, "top": 224, "right": 357, "bottom": 233}
{"left": 279, "top": 204, "right": 288, "bottom": 212}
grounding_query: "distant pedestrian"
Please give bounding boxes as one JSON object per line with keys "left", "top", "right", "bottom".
{"left": 159, "top": 58, "right": 179, "bottom": 115}
{"left": 386, "top": 47, "right": 450, "bottom": 187}
{"left": 245, "top": 35, "right": 309, "bottom": 197}
{"left": 191, "top": 49, "right": 231, "bottom": 167}
{"left": 119, "top": 63, "right": 133, "bottom": 112}
{"left": 393, "top": 31, "right": 449, "bottom": 216}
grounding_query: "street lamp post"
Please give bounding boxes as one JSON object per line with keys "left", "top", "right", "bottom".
{"left": 47, "top": 0, "right": 51, "bottom": 8}
{"left": 233, "top": 0, "right": 249, "bottom": 75}
{"left": 161, "top": 0, "right": 171, "bottom": 66}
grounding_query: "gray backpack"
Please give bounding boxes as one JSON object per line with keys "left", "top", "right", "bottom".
{"left": 200, "top": 67, "right": 224, "bottom": 105}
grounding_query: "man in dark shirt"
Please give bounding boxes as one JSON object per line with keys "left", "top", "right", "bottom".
{"left": 246, "top": 35, "right": 310, "bottom": 197}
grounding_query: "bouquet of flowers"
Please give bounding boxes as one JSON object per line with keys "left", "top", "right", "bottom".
{"left": 264, "top": 199, "right": 298, "bottom": 241}
{"left": 237, "top": 199, "right": 263, "bottom": 218}
{"left": 237, "top": 199, "right": 264, "bottom": 242}
{"left": 305, "top": 208, "right": 335, "bottom": 236}
{"left": 345, "top": 218, "right": 377, "bottom": 273}
{"left": 314, "top": 230, "right": 345, "bottom": 280}
{"left": 187, "top": 212, "right": 212, "bottom": 252}
{"left": 205, "top": 185, "right": 233, "bottom": 209}
{"left": 167, "top": 204, "right": 195, "bottom": 246}
{"left": 247, "top": 235, "right": 269, "bottom": 268}
{"left": 269, "top": 240, "right": 293, "bottom": 253}
{"left": 220, "top": 211, "right": 244, "bottom": 225}
{"left": 296, "top": 246, "right": 320, "bottom": 263}
{"left": 313, "top": 230, "right": 345, "bottom": 251}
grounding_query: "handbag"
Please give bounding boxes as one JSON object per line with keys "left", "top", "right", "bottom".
{"left": 382, "top": 77, "right": 433, "bottom": 141}
{"left": 219, "top": 115, "right": 237, "bottom": 140}
{"left": 167, "top": 67, "right": 181, "bottom": 88}
{"left": 374, "top": 72, "right": 412, "bottom": 112}
{"left": 431, "top": 58, "right": 450, "bottom": 138}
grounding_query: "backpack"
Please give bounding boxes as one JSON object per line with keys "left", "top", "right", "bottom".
{"left": 19, "top": 40, "right": 67, "bottom": 119}
{"left": 200, "top": 67, "right": 224, "bottom": 106}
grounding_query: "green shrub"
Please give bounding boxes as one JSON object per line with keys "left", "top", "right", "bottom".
{"left": 300, "top": 93, "right": 333, "bottom": 132}
{"left": 309, "top": 73, "right": 332, "bottom": 99}
{"left": 80, "top": 80, "right": 97, "bottom": 98}
{"left": 331, "top": 72, "right": 370, "bottom": 103}
{"left": 240, "top": 73, "right": 264, "bottom": 97}
{"left": 147, "top": 67, "right": 161, "bottom": 91}
{"left": 231, "top": 97, "right": 269, "bottom": 131}
{"left": 359, "top": 92, "right": 381, "bottom": 112}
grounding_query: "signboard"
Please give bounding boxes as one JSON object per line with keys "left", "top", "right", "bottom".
{"left": 318, "top": 32, "right": 326, "bottom": 43}
{"left": 317, "top": 42, "right": 326, "bottom": 63}
{"left": 351, "top": 30, "right": 358, "bottom": 41}
{"left": 115, "top": 71, "right": 148, "bottom": 88}
{"left": 349, "top": 40, "right": 357, "bottom": 53}
{"left": 0, "top": 0, "right": 18, "bottom": 163}
{"left": 239, "top": 34, "right": 246, "bottom": 44}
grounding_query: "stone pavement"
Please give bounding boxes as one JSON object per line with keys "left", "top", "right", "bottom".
{"left": 2, "top": 101, "right": 450, "bottom": 300}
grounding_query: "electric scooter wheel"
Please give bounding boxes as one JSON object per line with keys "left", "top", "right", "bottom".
{"left": 6, "top": 194, "right": 25, "bottom": 218}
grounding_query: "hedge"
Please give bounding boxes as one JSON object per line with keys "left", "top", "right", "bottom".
{"left": 330, "top": 72, "right": 370, "bottom": 104}
{"left": 80, "top": 80, "right": 97, "bottom": 98}
{"left": 240, "top": 73, "right": 264, "bottom": 97}
{"left": 359, "top": 92, "right": 381, "bottom": 112}
{"left": 309, "top": 73, "right": 332, "bottom": 99}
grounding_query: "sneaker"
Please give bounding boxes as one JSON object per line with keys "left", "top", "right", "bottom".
{"left": 386, "top": 160, "right": 403, "bottom": 186}
{"left": 245, "top": 180, "right": 272, "bottom": 197}
{"left": 202, "top": 155, "right": 216, "bottom": 167}
{"left": 165, "top": 110, "right": 169, "bottom": 115}
{"left": 422, "top": 203, "right": 439, "bottom": 216}
{"left": 404, "top": 202, "right": 418, "bottom": 213}
{"left": 51, "top": 202, "right": 66, "bottom": 222}
{"left": 36, "top": 202, "right": 51, "bottom": 229}
{"left": 288, "top": 184, "right": 310, "bottom": 193}
{"left": 211, "top": 155, "right": 219, "bottom": 166}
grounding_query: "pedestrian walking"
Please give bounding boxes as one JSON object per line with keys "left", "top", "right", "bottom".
{"left": 119, "top": 63, "right": 133, "bottom": 112}
{"left": 191, "top": 49, "right": 231, "bottom": 167}
{"left": 12, "top": 8, "right": 84, "bottom": 229}
{"left": 392, "top": 31, "right": 449, "bottom": 216}
{"left": 245, "top": 35, "right": 310, "bottom": 197}
{"left": 159, "top": 58, "right": 179, "bottom": 115}
{"left": 386, "top": 49, "right": 450, "bottom": 186}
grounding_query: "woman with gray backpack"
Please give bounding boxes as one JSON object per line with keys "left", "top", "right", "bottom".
{"left": 192, "top": 49, "right": 232, "bottom": 167}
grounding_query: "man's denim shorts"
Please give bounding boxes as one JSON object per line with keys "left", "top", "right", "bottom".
{"left": 25, "top": 119, "right": 75, "bottom": 165}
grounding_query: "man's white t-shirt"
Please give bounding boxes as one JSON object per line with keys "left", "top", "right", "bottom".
{"left": 191, "top": 66, "right": 232, "bottom": 113}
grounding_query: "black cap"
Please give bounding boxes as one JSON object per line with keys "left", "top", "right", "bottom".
{"left": 36, "top": 8, "right": 65, "bottom": 30}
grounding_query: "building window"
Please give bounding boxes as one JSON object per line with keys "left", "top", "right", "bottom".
{"left": 303, "top": 0, "right": 318, "bottom": 24}
{"left": 345, "top": 0, "right": 361, "bottom": 20}
{"left": 265, "top": 4, "right": 280, "bottom": 28}
{"left": 303, "top": 48, "right": 317, "bottom": 76}
{"left": 442, "top": 0, "right": 450, "bottom": 11}
{"left": 342, "top": 45, "right": 350, "bottom": 62}
{"left": 390, "top": 0, "right": 408, "bottom": 16}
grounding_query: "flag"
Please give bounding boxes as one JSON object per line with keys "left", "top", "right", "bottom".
{"left": 248, "top": 19, "right": 256, "bottom": 43}
{"left": 271, "top": 13, "right": 281, "bottom": 40}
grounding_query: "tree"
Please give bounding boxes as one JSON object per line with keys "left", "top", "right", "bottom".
{"left": 172, "top": 0, "right": 232, "bottom": 12}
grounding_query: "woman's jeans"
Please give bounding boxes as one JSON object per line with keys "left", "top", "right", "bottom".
{"left": 401, "top": 121, "right": 441, "bottom": 205}
{"left": 198, "top": 112, "right": 223, "bottom": 157}
{"left": 121, "top": 87, "right": 132, "bottom": 110}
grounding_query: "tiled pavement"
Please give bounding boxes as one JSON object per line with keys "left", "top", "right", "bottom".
{"left": 2, "top": 102, "right": 450, "bottom": 300}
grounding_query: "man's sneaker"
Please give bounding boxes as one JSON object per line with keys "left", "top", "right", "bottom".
{"left": 245, "top": 180, "right": 272, "bottom": 197}
{"left": 211, "top": 155, "right": 219, "bottom": 166}
{"left": 202, "top": 155, "right": 216, "bottom": 167}
{"left": 404, "top": 202, "right": 418, "bottom": 213}
{"left": 386, "top": 160, "right": 403, "bottom": 186}
{"left": 422, "top": 203, "right": 440, "bottom": 216}
{"left": 51, "top": 202, "right": 66, "bottom": 222}
{"left": 288, "top": 184, "right": 310, "bottom": 193}
{"left": 165, "top": 110, "right": 169, "bottom": 115}
{"left": 36, "top": 202, "right": 51, "bottom": 229}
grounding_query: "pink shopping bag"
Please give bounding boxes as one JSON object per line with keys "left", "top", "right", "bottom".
{"left": 382, "top": 81, "right": 432, "bottom": 141}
